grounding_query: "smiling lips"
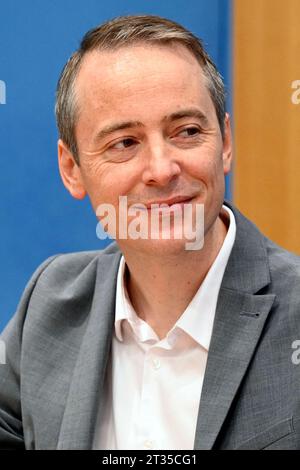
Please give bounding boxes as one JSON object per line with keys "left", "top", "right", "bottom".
{"left": 133, "top": 195, "right": 196, "bottom": 210}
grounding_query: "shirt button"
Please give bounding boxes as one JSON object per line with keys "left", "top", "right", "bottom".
{"left": 144, "top": 439, "right": 154, "bottom": 449}
{"left": 152, "top": 358, "right": 161, "bottom": 370}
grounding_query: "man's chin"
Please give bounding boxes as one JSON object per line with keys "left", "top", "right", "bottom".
{"left": 117, "top": 236, "right": 204, "bottom": 256}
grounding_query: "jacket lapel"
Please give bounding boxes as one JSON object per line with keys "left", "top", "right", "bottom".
{"left": 194, "top": 203, "right": 276, "bottom": 449}
{"left": 57, "top": 246, "right": 122, "bottom": 450}
{"left": 193, "top": 288, "right": 275, "bottom": 449}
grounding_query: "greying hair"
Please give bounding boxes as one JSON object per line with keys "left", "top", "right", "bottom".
{"left": 55, "top": 14, "right": 226, "bottom": 165}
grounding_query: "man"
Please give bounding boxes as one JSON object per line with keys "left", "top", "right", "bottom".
{"left": 0, "top": 14, "right": 300, "bottom": 450}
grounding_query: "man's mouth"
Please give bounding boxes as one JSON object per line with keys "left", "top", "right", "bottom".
{"left": 133, "top": 195, "right": 197, "bottom": 211}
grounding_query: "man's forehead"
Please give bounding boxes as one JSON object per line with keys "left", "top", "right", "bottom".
{"left": 74, "top": 44, "right": 208, "bottom": 124}
{"left": 75, "top": 42, "right": 204, "bottom": 91}
{"left": 72, "top": 44, "right": 215, "bottom": 146}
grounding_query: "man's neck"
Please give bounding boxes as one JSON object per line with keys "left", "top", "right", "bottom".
{"left": 120, "top": 211, "right": 229, "bottom": 340}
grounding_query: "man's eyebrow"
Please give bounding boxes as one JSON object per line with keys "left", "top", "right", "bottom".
{"left": 93, "top": 108, "right": 209, "bottom": 143}
{"left": 93, "top": 121, "right": 144, "bottom": 143}
{"left": 163, "top": 108, "right": 209, "bottom": 126}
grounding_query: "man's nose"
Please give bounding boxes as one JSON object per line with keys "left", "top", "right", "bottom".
{"left": 141, "top": 138, "right": 181, "bottom": 186}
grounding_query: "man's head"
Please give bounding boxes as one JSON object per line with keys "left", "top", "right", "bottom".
{"left": 56, "top": 14, "right": 226, "bottom": 166}
{"left": 56, "top": 14, "right": 232, "bottom": 254}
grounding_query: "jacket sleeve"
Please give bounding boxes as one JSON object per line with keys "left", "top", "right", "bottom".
{"left": 0, "top": 255, "right": 59, "bottom": 449}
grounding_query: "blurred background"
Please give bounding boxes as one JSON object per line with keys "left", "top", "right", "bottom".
{"left": 0, "top": 0, "right": 299, "bottom": 331}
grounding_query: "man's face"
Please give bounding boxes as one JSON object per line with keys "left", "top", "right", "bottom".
{"left": 59, "top": 42, "right": 232, "bottom": 254}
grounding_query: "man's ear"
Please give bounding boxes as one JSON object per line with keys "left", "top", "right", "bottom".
{"left": 58, "top": 139, "right": 86, "bottom": 200}
{"left": 222, "top": 113, "right": 233, "bottom": 175}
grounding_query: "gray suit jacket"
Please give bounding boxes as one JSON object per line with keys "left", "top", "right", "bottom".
{"left": 1, "top": 202, "right": 300, "bottom": 450}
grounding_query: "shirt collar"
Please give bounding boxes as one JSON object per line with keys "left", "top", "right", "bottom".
{"left": 115, "top": 255, "right": 138, "bottom": 342}
{"left": 114, "top": 205, "right": 236, "bottom": 349}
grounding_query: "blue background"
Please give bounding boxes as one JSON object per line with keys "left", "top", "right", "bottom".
{"left": 0, "top": 0, "right": 232, "bottom": 332}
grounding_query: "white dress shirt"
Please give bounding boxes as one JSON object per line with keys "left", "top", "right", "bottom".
{"left": 93, "top": 206, "right": 236, "bottom": 450}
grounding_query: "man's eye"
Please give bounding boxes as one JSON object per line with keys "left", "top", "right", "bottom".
{"left": 178, "top": 127, "right": 200, "bottom": 137}
{"left": 112, "top": 138, "right": 137, "bottom": 150}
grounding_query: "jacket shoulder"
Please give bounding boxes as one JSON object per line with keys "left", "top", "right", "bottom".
{"left": 265, "top": 237, "right": 300, "bottom": 280}
{"left": 10, "top": 241, "right": 121, "bottom": 331}
{"left": 34, "top": 242, "right": 121, "bottom": 289}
